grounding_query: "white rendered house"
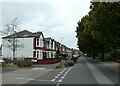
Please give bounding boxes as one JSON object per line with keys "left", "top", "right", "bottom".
{"left": 2, "top": 30, "right": 46, "bottom": 60}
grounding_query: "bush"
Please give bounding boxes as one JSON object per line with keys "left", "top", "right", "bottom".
{"left": 2, "top": 57, "right": 33, "bottom": 68}
{"left": 5, "top": 63, "right": 16, "bottom": 67}
{"left": 55, "top": 60, "right": 74, "bottom": 69}
{"left": 65, "top": 60, "right": 74, "bottom": 67}
{"left": 15, "top": 60, "right": 33, "bottom": 68}
{"left": 3, "top": 58, "right": 13, "bottom": 64}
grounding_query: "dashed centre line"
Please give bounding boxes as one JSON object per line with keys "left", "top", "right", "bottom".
{"left": 51, "top": 79, "right": 56, "bottom": 81}
{"left": 54, "top": 65, "right": 76, "bottom": 86}
{"left": 52, "top": 65, "right": 76, "bottom": 83}
{"left": 51, "top": 68, "right": 67, "bottom": 82}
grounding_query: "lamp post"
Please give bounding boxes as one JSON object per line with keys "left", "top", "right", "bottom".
{"left": 60, "top": 38, "right": 64, "bottom": 52}
{"left": 61, "top": 38, "right": 64, "bottom": 44}
{"left": 60, "top": 37, "right": 64, "bottom": 67}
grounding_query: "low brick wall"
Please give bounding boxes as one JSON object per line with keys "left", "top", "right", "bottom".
{"left": 34, "top": 59, "right": 60, "bottom": 64}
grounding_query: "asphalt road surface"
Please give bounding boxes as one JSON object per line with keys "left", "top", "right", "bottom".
{"left": 2, "top": 55, "right": 119, "bottom": 86}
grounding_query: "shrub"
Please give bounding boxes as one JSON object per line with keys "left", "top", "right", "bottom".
{"left": 5, "top": 63, "right": 16, "bottom": 67}
{"left": 3, "top": 58, "right": 12, "bottom": 64}
{"left": 65, "top": 60, "right": 74, "bottom": 67}
{"left": 3, "top": 58, "right": 33, "bottom": 68}
{"left": 55, "top": 60, "right": 74, "bottom": 69}
{"left": 15, "top": 60, "right": 33, "bottom": 68}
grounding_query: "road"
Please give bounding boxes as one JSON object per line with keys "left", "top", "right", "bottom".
{"left": 2, "top": 55, "right": 119, "bottom": 86}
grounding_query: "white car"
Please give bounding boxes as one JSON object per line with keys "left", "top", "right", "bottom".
{"left": 0, "top": 59, "right": 4, "bottom": 66}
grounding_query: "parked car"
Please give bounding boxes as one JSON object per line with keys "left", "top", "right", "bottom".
{"left": 0, "top": 59, "right": 4, "bottom": 66}
{"left": 72, "top": 54, "right": 80, "bottom": 59}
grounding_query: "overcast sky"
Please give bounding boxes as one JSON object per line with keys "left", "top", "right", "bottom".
{"left": 0, "top": 0, "right": 91, "bottom": 49}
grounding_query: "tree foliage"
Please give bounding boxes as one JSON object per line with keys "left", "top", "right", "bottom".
{"left": 76, "top": 2, "right": 120, "bottom": 61}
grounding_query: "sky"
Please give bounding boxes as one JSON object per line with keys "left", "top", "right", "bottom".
{"left": 0, "top": 0, "right": 91, "bottom": 49}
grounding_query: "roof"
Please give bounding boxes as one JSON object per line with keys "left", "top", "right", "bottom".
{"left": 44, "top": 37, "right": 53, "bottom": 41}
{"left": 2, "top": 30, "right": 43, "bottom": 39}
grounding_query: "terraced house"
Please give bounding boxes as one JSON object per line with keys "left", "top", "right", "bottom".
{"left": 2, "top": 30, "right": 79, "bottom": 63}
{"left": 44, "top": 37, "right": 56, "bottom": 59}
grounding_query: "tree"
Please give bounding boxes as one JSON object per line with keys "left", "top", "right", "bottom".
{"left": 76, "top": 1, "right": 120, "bottom": 61}
{"left": 76, "top": 15, "right": 100, "bottom": 59}
{"left": 90, "top": 2, "right": 120, "bottom": 60}
{"left": 1, "top": 18, "right": 23, "bottom": 60}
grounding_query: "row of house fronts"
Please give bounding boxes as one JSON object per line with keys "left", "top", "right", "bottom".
{"left": 2, "top": 30, "right": 79, "bottom": 61}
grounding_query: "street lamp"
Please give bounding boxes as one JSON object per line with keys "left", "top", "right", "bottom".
{"left": 60, "top": 37, "right": 64, "bottom": 67}
{"left": 60, "top": 37, "right": 64, "bottom": 52}
{"left": 61, "top": 38, "right": 64, "bottom": 44}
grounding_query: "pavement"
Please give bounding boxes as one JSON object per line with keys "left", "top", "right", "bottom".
{"left": 2, "top": 67, "right": 52, "bottom": 84}
{"left": 84, "top": 55, "right": 119, "bottom": 72}
{"left": 85, "top": 57, "right": 119, "bottom": 85}
{"left": 1, "top": 56, "right": 120, "bottom": 86}
{"left": 98, "top": 61, "right": 119, "bottom": 71}
{"left": 2, "top": 62, "right": 60, "bottom": 85}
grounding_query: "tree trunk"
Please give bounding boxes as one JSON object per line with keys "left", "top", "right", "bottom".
{"left": 90, "top": 53, "right": 92, "bottom": 57}
{"left": 13, "top": 37, "right": 16, "bottom": 60}
{"left": 13, "top": 49, "right": 15, "bottom": 60}
{"left": 101, "top": 45, "right": 105, "bottom": 61}
{"left": 92, "top": 48, "right": 95, "bottom": 59}
{"left": 93, "top": 54, "right": 95, "bottom": 59}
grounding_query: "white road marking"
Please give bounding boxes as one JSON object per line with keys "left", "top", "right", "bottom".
{"left": 55, "top": 76, "right": 59, "bottom": 78}
{"left": 57, "top": 74, "right": 61, "bottom": 76}
{"left": 61, "top": 77, "right": 65, "bottom": 79}
{"left": 51, "top": 68, "right": 68, "bottom": 81}
{"left": 30, "top": 68, "right": 46, "bottom": 70}
{"left": 16, "top": 78, "right": 58, "bottom": 82}
{"left": 60, "top": 68, "right": 67, "bottom": 74}
{"left": 53, "top": 65, "right": 77, "bottom": 86}
{"left": 58, "top": 79, "right": 62, "bottom": 82}
{"left": 57, "top": 65, "right": 76, "bottom": 83}
{"left": 62, "top": 67, "right": 72, "bottom": 77}
{"left": 63, "top": 74, "right": 67, "bottom": 77}
{"left": 51, "top": 79, "right": 56, "bottom": 81}
{"left": 56, "top": 83, "right": 60, "bottom": 86}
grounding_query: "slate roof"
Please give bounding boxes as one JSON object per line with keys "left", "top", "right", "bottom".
{"left": 2, "top": 30, "right": 43, "bottom": 39}
{"left": 44, "top": 37, "right": 52, "bottom": 41}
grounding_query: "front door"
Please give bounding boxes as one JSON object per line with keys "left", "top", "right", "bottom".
{"left": 43, "top": 52, "right": 47, "bottom": 60}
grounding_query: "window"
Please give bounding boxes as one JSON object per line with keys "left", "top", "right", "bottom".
{"left": 47, "top": 52, "right": 49, "bottom": 58}
{"left": 33, "top": 51, "right": 36, "bottom": 57}
{"left": 51, "top": 52, "right": 53, "bottom": 58}
{"left": 36, "top": 51, "right": 39, "bottom": 58}
{"left": 47, "top": 42, "right": 49, "bottom": 48}
{"left": 40, "top": 38, "right": 43, "bottom": 46}
{"left": 51, "top": 42, "right": 53, "bottom": 49}
{"left": 36, "top": 38, "right": 39, "bottom": 46}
